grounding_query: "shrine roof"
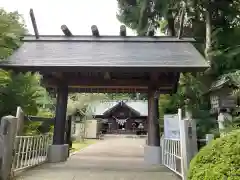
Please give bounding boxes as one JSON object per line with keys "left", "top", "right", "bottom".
{"left": 89, "top": 100, "right": 148, "bottom": 116}
{"left": 207, "top": 73, "right": 240, "bottom": 94}
{"left": 0, "top": 35, "right": 209, "bottom": 72}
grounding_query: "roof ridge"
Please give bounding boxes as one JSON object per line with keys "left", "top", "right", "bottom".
{"left": 22, "top": 35, "right": 196, "bottom": 43}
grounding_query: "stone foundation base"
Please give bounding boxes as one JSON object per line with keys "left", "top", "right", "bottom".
{"left": 48, "top": 144, "right": 69, "bottom": 163}
{"left": 144, "top": 145, "right": 162, "bottom": 165}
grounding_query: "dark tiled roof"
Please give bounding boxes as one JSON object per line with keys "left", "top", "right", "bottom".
{"left": 0, "top": 35, "right": 209, "bottom": 71}
{"left": 89, "top": 100, "right": 148, "bottom": 116}
{"left": 209, "top": 74, "right": 240, "bottom": 92}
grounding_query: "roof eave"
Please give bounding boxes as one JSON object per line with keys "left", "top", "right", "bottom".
{"left": 22, "top": 35, "right": 197, "bottom": 43}
{"left": 0, "top": 64, "right": 209, "bottom": 73}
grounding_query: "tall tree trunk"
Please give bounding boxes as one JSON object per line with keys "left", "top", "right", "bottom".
{"left": 205, "top": 1, "right": 213, "bottom": 64}
{"left": 138, "top": 0, "right": 149, "bottom": 35}
{"left": 167, "top": 10, "right": 176, "bottom": 36}
{"left": 178, "top": 7, "right": 185, "bottom": 38}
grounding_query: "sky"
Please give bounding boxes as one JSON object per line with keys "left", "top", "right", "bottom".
{"left": 1, "top": 0, "right": 136, "bottom": 35}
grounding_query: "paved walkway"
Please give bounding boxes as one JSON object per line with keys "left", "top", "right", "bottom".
{"left": 17, "top": 137, "right": 180, "bottom": 180}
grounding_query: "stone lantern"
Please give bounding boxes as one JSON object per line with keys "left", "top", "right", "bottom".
{"left": 207, "top": 76, "right": 238, "bottom": 134}
{"left": 208, "top": 77, "right": 237, "bottom": 114}
{"left": 71, "top": 110, "right": 85, "bottom": 139}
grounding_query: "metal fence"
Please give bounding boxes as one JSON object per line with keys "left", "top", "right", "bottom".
{"left": 12, "top": 134, "right": 52, "bottom": 172}
{"left": 197, "top": 134, "right": 214, "bottom": 150}
{"left": 162, "top": 138, "right": 183, "bottom": 178}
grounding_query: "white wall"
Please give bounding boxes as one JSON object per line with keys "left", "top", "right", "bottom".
{"left": 73, "top": 119, "right": 98, "bottom": 140}
{"left": 85, "top": 119, "right": 98, "bottom": 139}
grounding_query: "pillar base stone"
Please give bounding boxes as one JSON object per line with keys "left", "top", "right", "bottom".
{"left": 144, "top": 145, "right": 162, "bottom": 165}
{"left": 48, "top": 144, "right": 69, "bottom": 163}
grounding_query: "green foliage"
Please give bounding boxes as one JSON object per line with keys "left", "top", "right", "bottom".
{"left": 23, "top": 121, "right": 42, "bottom": 135}
{"left": 188, "top": 130, "right": 240, "bottom": 179}
{"left": 195, "top": 112, "right": 218, "bottom": 138}
{"left": 0, "top": 69, "right": 10, "bottom": 88}
{"left": 210, "top": 28, "right": 240, "bottom": 76}
{"left": 107, "top": 93, "right": 133, "bottom": 100}
{"left": 36, "top": 108, "right": 54, "bottom": 118}
{"left": 116, "top": 0, "right": 240, "bottom": 137}
{"left": 159, "top": 73, "right": 208, "bottom": 113}
{"left": 0, "top": 8, "right": 25, "bottom": 59}
{"left": 0, "top": 72, "right": 47, "bottom": 117}
{"left": 117, "top": 0, "right": 167, "bottom": 35}
{"left": 159, "top": 19, "right": 168, "bottom": 33}
{"left": 67, "top": 93, "right": 109, "bottom": 116}
{"left": 0, "top": 9, "right": 52, "bottom": 119}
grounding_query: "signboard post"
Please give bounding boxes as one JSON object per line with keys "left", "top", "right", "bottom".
{"left": 164, "top": 114, "right": 180, "bottom": 140}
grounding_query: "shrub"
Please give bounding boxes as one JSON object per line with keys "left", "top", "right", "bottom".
{"left": 188, "top": 130, "right": 240, "bottom": 180}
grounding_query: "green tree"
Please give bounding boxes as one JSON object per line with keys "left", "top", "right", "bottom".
{"left": 0, "top": 9, "right": 52, "bottom": 118}
{"left": 67, "top": 93, "right": 109, "bottom": 116}
{"left": 0, "top": 9, "right": 25, "bottom": 59}
{"left": 117, "top": 0, "right": 240, "bottom": 137}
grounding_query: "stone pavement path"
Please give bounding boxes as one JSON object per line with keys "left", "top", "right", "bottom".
{"left": 16, "top": 137, "right": 180, "bottom": 180}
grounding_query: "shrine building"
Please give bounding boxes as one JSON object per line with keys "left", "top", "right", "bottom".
{"left": 90, "top": 100, "right": 148, "bottom": 134}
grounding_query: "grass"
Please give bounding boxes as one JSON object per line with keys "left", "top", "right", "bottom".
{"left": 70, "top": 139, "right": 97, "bottom": 153}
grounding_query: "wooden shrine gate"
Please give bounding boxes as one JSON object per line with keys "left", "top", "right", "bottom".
{"left": 0, "top": 8, "right": 208, "bottom": 168}
{"left": 161, "top": 109, "right": 197, "bottom": 180}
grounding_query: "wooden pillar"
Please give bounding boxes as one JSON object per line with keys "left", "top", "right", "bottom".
{"left": 53, "top": 84, "right": 68, "bottom": 145}
{"left": 147, "top": 89, "right": 160, "bottom": 146}
{"left": 154, "top": 96, "right": 160, "bottom": 145}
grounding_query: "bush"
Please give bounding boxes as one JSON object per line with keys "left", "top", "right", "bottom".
{"left": 188, "top": 130, "right": 240, "bottom": 180}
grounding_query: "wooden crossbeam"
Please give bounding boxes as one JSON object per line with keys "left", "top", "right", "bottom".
{"left": 91, "top": 25, "right": 100, "bottom": 37}
{"left": 29, "top": 9, "right": 39, "bottom": 39}
{"left": 120, "top": 25, "right": 126, "bottom": 36}
{"left": 43, "top": 76, "right": 175, "bottom": 88}
{"left": 46, "top": 87, "right": 172, "bottom": 94}
{"left": 61, "top": 25, "right": 73, "bottom": 36}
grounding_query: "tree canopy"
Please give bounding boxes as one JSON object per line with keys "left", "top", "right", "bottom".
{"left": 1, "top": 1, "right": 240, "bottom": 137}
{"left": 117, "top": 0, "right": 240, "bottom": 136}
{"left": 0, "top": 9, "right": 51, "bottom": 117}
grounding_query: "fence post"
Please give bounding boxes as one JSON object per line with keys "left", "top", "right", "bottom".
{"left": 178, "top": 109, "right": 190, "bottom": 180}
{"left": 16, "top": 107, "right": 24, "bottom": 136}
{"left": 206, "top": 134, "right": 214, "bottom": 144}
{"left": 0, "top": 116, "right": 18, "bottom": 180}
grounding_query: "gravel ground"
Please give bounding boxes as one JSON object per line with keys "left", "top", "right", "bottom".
{"left": 17, "top": 137, "right": 180, "bottom": 180}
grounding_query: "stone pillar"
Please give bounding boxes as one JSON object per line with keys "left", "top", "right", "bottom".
{"left": 218, "top": 109, "right": 232, "bottom": 136}
{"left": 144, "top": 89, "right": 161, "bottom": 165}
{"left": 48, "top": 84, "right": 69, "bottom": 163}
{"left": 15, "top": 106, "right": 24, "bottom": 136}
{"left": 0, "top": 116, "right": 18, "bottom": 180}
{"left": 206, "top": 134, "right": 214, "bottom": 144}
{"left": 184, "top": 101, "right": 198, "bottom": 159}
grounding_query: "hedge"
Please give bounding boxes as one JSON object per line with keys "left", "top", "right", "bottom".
{"left": 188, "top": 130, "right": 240, "bottom": 180}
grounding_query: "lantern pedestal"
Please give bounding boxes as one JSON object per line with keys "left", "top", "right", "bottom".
{"left": 218, "top": 111, "right": 232, "bottom": 136}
